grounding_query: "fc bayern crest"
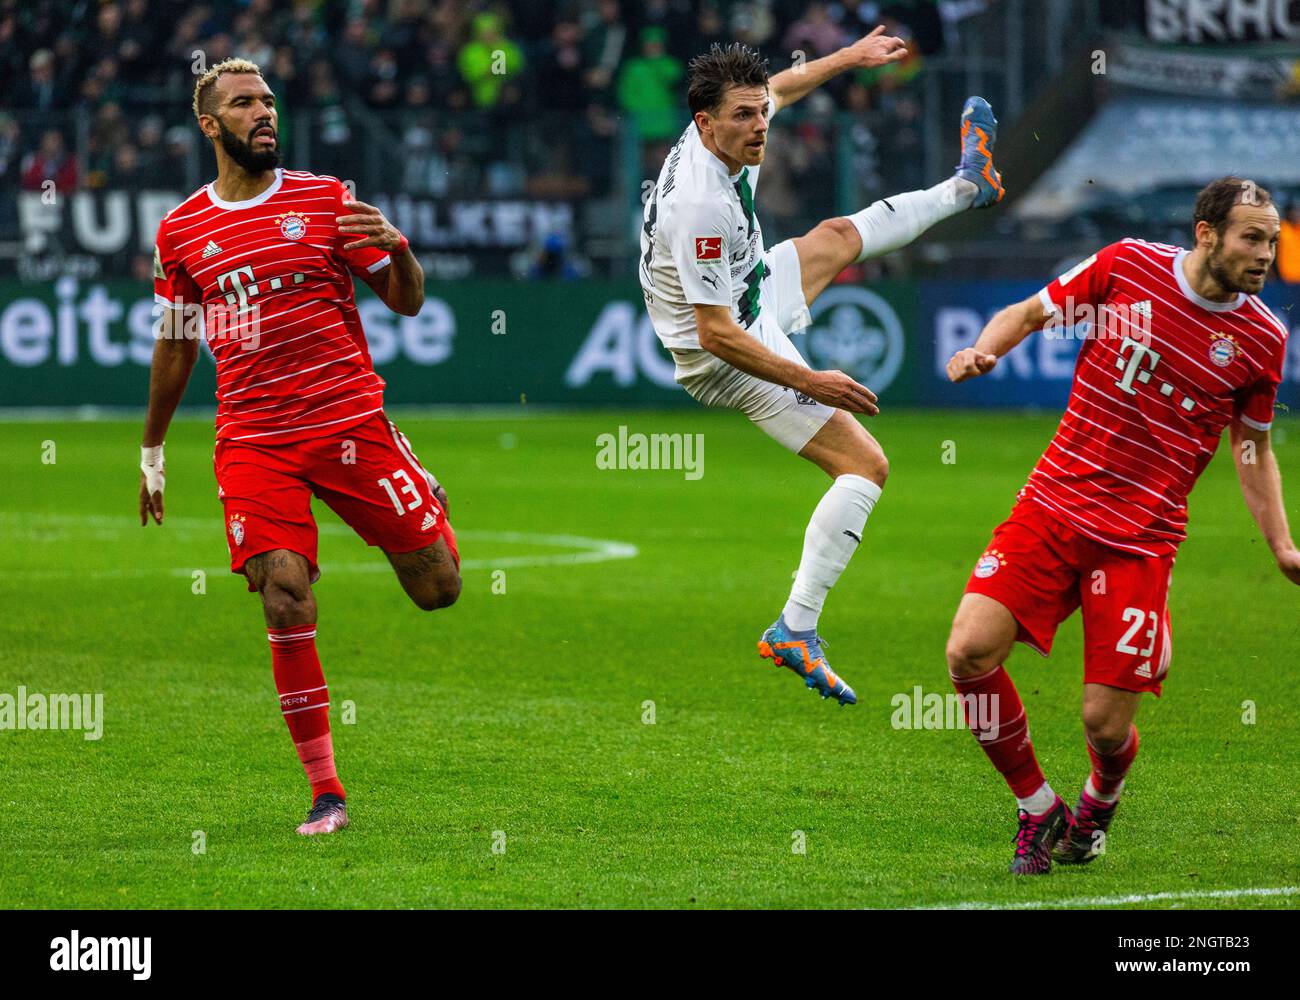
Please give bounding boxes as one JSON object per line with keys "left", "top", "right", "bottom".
{"left": 974, "top": 549, "right": 1006, "bottom": 578}
{"left": 1208, "top": 333, "right": 1238, "bottom": 368}
{"left": 277, "top": 212, "right": 307, "bottom": 241}
{"left": 229, "top": 514, "right": 246, "bottom": 547}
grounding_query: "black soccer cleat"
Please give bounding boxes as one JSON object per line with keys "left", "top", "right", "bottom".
{"left": 1053, "top": 789, "right": 1119, "bottom": 865}
{"left": 1009, "top": 796, "right": 1071, "bottom": 875}
{"left": 296, "top": 792, "right": 348, "bottom": 836}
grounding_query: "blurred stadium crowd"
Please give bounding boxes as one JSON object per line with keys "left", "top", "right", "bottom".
{"left": 1, "top": 0, "right": 949, "bottom": 197}
{"left": 2, "top": 0, "right": 1298, "bottom": 283}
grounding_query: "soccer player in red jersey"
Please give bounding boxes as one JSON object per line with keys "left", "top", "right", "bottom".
{"left": 137, "top": 59, "right": 461, "bottom": 836}
{"left": 943, "top": 177, "right": 1299, "bottom": 873}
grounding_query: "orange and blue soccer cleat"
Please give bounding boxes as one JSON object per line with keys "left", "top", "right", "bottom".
{"left": 955, "top": 96, "right": 1005, "bottom": 208}
{"left": 757, "top": 615, "right": 857, "bottom": 706}
{"left": 1010, "top": 796, "right": 1072, "bottom": 875}
{"left": 296, "top": 792, "right": 348, "bottom": 836}
{"left": 1053, "top": 789, "right": 1119, "bottom": 865}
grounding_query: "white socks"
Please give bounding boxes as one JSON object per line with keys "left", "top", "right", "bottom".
{"left": 847, "top": 177, "right": 977, "bottom": 264}
{"left": 1017, "top": 782, "right": 1058, "bottom": 816}
{"left": 1084, "top": 775, "right": 1123, "bottom": 804}
{"left": 782, "top": 474, "right": 882, "bottom": 633}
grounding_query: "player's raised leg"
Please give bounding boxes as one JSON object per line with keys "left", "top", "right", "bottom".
{"left": 385, "top": 537, "right": 462, "bottom": 611}
{"left": 758, "top": 410, "right": 886, "bottom": 705}
{"left": 946, "top": 593, "right": 1070, "bottom": 874}
{"left": 793, "top": 96, "right": 1004, "bottom": 306}
{"left": 1054, "top": 684, "right": 1141, "bottom": 865}
{"left": 309, "top": 414, "right": 462, "bottom": 613}
{"left": 245, "top": 549, "right": 348, "bottom": 836}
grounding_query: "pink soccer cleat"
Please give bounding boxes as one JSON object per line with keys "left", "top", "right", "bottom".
{"left": 1009, "top": 796, "right": 1071, "bottom": 874}
{"left": 296, "top": 793, "right": 348, "bottom": 836}
{"left": 1053, "top": 789, "right": 1119, "bottom": 865}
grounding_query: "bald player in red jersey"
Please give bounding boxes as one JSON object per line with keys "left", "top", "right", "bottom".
{"left": 943, "top": 177, "right": 1299, "bottom": 874}
{"left": 138, "top": 59, "right": 461, "bottom": 836}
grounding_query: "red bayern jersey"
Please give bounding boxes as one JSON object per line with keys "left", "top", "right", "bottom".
{"left": 153, "top": 168, "right": 393, "bottom": 444}
{"left": 1024, "top": 237, "right": 1289, "bottom": 557}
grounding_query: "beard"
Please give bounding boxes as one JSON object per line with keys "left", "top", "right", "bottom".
{"left": 217, "top": 119, "right": 280, "bottom": 173}
{"left": 1206, "top": 236, "right": 1261, "bottom": 294}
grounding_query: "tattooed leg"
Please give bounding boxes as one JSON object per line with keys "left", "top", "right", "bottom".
{"left": 245, "top": 549, "right": 316, "bottom": 628}
{"left": 385, "top": 538, "right": 461, "bottom": 611}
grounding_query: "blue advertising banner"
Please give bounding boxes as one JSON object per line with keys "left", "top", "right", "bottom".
{"left": 919, "top": 280, "right": 1081, "bottom": 409}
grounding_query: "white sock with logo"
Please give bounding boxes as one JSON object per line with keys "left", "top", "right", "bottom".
{"left": 1016, "top": 782, "right": 1059, "bottom": 816}
{"left": 847, "top": 177, "right": 977, "bottom": 264}
{"left": 782, "top": 474, "right": 882, "bottom": 633}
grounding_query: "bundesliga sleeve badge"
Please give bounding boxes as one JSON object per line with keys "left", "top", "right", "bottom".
{"left": 695, "top": 236, "right": 722, "bottom": 262}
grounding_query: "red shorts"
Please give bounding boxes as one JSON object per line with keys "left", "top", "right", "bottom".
{"left": 213, "top": 411, "right": 458, "bottom": 591}
{"left": 964, "top": 500, "right": 1173, "bottom": 695}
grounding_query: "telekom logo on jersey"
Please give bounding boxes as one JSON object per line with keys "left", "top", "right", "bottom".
{"left": 215, "top": 264, "right": 309, "bottom": 312}
{"left": 216, "top": 265, "right": 256, "bottom": 307}
{"left": 155, "top": 264, "right": 316, "bottom": 353}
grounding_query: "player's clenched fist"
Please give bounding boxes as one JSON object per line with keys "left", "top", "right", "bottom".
{"left": 804, "top": 369, "right": 880, "bottom": 416}
{"left": 947, "top": 348, "right": 999, "bottom": 383}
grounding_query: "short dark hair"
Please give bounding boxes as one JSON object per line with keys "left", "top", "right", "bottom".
{"left": 192, "top": 57, "right": 265, "bottom": 122}
{"left": 1193, "top": 176, "right": 1273, "bottom": 238}
{"left": 687, "top": 42, "right": 769, "bottom": 117}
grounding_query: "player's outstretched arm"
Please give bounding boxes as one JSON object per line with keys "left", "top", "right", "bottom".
{"left": 694, "top": 304, "right": 878, "bottom": 414}
{"left": 1230, "top": 419, "right": 1300, "bottom": 584}
{"left": 770, "top": 26, "right": 907, "bottom": 114}
{"left": 946, "top": 292, "right": 1053, "bottom": 383}
{"left": 139, "top": 314, "right": 199, "bottom": 526}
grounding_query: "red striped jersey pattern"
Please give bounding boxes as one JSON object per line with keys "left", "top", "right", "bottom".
{"left": 1024, "top": 238, "right": 1288, "bottom": 557}
{"left": 153, "top": 168, "right": 392, "bottom": 444}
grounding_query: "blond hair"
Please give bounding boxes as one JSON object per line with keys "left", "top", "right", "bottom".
{"left": 192, "top": 57, "right": 264, "bottom": 122}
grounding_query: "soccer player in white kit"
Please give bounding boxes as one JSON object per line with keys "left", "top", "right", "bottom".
{"left": 639, "top": 33, "right": 1006, "bottom": 704}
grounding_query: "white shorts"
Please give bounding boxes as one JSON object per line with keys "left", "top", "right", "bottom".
{"left": 672, "top": 240, "right": 835, "bottom": 453}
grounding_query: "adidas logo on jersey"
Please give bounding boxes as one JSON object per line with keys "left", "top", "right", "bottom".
{"left": 420, "top": 510, "right": 437, "bottom": 531}
{"left": 201, "top": 240, "right": 223, "bottom": 259}
{"left": 1130, "top": 299, "right": 1152, "bottom": 319}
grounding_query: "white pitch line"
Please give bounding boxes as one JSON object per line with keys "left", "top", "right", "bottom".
{"left": 0, "top": 514, "right": 638, "bottom": 578}
{"left": 170, "top": 531, "right": 639, "bottom": 577}
{"left": 913, "top": 886, "right": 1300, "bottom": 911}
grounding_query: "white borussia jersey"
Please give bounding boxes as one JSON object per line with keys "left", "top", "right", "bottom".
{"left": 639, "top": 97, "right": 776, "bottom": 352}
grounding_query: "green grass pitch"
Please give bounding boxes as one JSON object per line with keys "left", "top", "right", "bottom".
{"left": 1, "top": 409, "right": 1297, "bottom": 909}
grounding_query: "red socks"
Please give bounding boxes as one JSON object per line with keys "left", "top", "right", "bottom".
{"left": 950, "top": 664, "right": 1046, "bottom": 799}
{"left": 952, "top": 663, "right": 1140, "bottom": 808}
{"left": 1086, "top": 725, "right": 1139, "bottom": 801}
{"left": 268, "top": 625, "right": 345, "bottom": 802}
